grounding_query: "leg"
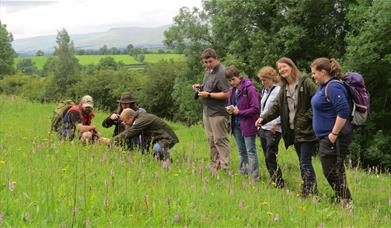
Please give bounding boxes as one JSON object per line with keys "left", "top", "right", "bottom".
{"left": 232, "top": 126, "right": 249, "bottom": 175}
{"left": 294, "top": 142, "right": 318, "bottom": 196}
{"left": 209, "top": 115, "right": 231, "bottom": 168}
{"left": 244, "top": 135, "right": 259, "bottom": 179}
{"left": 319, "top": 134, "right": 352, "bottom": 202}
{"left": 203, "top": 112, "right": 219, "bottom": 164}
{"left": 153, "top": 143, "right": 170, "bottom": 161}
{"left": 262, "top": 130, "right": 284, "bottom": 187}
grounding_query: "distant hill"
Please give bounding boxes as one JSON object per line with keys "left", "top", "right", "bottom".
{"left": 12, "top": 25, "right": 170, "bottom": 56}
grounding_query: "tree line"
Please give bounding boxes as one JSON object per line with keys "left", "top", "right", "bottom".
{"left": 0, "top": 0, "right": 390, "bottom": 170}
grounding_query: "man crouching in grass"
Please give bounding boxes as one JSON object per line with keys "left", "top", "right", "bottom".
{"left": 112, "top": 108, "right": 179, "bottom": 161}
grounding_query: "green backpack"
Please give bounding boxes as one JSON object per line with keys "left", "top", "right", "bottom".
{"left": 51, "top": 99, "right": 75, "bottom": 132}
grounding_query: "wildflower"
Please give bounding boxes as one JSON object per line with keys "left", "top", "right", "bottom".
{"left": 174, "top": 173, "right": 179, "bottom": 177}
{"left": 354, "top": 175, "right": 359, "bottom": 183}
{"left": 174, "top": 213, "right": 180, "bottom": 222}
{"left": 267, "top": 211, "right": 273, "bottom": 216}
{"left": 72, "top": 206, "right": 77, "bottom": 215}
{"left": 239, "top": 200, "right": 244, "bottom": 209}
{"left": 175, "top": 159, "right": 179, "bottom": 166}
{"left": 261, "top": 201, "right": 268, "bottom": 206}
{"left": 319, "top": 222, "right": 324, "bottom": 228}
{"left": 0, "top": 213, "right": 3, "bottom": 224}
{"left": 166, "top": 197, "right": 171, "bottom": 205}
{"left": 162, "top": 160, "right": 169, "bottom": 169}
{"left": 8, "top": 181, "right": 15, "bottom": 192}
{"left": 0, "top": 160, "right": 5, "bottom": 165}
{"left": 144, "top": 195, "right": 148, "bottom": 208}
{"left": 86, "top": 218, "right": 91, "bottom": 228}
{"left": 274, "top": 213, "right": 280, "bottom": 222}
{"left": 348, "top": 159, "right": 353, "bottom": 169}
{"left": 104, "top": 198, "right": 109, "bottom": 208}
{"left": 23, "top": 212, "right": 29, "bottom": 221}
{"left": 299, "top": 205, "right": 306, "bottom": 212}
{"left": 312, "top": 196, "right": 319, "bottom": 205}
{"left": 389, "top": 197, "right": 391, "bottom": 207}
{"left": 211, "top": 167, "right": 217, "bottom": 177}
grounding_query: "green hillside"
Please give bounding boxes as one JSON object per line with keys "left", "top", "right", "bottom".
{"left": 15, "top": 54, "right": 185, "bottom": 69}
{"left": 0, "top": 96, "right": 390, "bottom": 226}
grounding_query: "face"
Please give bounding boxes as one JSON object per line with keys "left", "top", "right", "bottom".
{"left": 203, "top": 57, "right": 219, "bottom": 70}
{"left": 228, "top": 76, "right": 241, "bottom": 88}
{"left": 121, "top": 103, "right": 131, "bottom": 109}
{"left": 258, "top": 76, "right": 273, "bottom": 88}
{"left": 277, "top": 62, "right": 293, "bottom": 79}
{"left": 121, "top": 116, "right": 134, "bottom": 125}
{"left": 82, "top": 106, "right": 93, "bottom": 114}
{"left": 311, "top": 67, "right": 327, "bottom": 83}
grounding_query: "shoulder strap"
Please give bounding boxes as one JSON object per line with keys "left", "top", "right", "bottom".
{"left": 261, "top": 86, "right": 276, "bottom": 109}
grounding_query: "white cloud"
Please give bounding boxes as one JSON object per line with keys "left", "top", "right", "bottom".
{"left": 0, "top": 0, "right": 202, "bottom": 39}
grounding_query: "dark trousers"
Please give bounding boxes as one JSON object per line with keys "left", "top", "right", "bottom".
{"left": 294, "top": 142, "right": 318, "bottom": 196}
{"left": 319, "top": 133, "right": 352, "bottom": 201}
{"left": 259, "top": 129, "right": 284, "bottom": 187}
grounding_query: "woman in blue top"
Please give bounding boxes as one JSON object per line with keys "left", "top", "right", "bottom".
{"left": 310, "top": 58, "right": 353, "bottom": 205}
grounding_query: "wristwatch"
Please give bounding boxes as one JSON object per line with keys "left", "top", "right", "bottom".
{"left": 208, "top": 93, "right": 211, "bottom": 98}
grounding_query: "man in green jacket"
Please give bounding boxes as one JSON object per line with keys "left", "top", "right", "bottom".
{"left": 113, "top": 108, "right": 179, "bottom": 160}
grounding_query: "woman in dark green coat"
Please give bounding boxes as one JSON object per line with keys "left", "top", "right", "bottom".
{"left": 256, "top": 57, "right": 318, "bottom": 197}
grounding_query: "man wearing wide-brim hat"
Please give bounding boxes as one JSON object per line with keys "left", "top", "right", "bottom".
{"left": 102, "top": 92, "right": 148, "bottom": 150}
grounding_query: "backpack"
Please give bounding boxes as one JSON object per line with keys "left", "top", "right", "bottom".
{"left": 325, "top": 72, "right": 370, "bottom": 126}
{"left": 51, "top": 99, "right": 75, "bottom": 131}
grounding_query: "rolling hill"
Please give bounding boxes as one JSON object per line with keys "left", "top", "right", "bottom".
{"left": 12, "top": 25, "right": 170, "bottom": 56}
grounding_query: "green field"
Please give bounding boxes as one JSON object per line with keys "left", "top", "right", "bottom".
{"left": 0, "top": 96, "right": 390, "bottom": 226}
{"left": 15, "top": 54, "right": 185, "bottom": 69}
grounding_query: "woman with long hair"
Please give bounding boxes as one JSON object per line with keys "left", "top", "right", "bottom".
{"left": 256, "top": 57, "right": 318, "bottom": 197}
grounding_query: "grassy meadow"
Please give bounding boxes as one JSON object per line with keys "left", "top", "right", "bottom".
{"left": 0, "top": 96, "right": 390, "bottom": 226}
{"left": 15, "top": 54, "right": 185, "bottom": 69}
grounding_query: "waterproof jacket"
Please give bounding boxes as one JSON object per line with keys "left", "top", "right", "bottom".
{"left": 261, "top": 75, "right": 317, "bottom": 148}
{"left": 113, "top": 112, "right": 179, "bottom": 149}
{"left": 227, "top": 78, "right": 260, "bottom": 136}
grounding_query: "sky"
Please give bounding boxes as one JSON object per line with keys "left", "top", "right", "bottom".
{"left": 0, "top": 0, "right": 202, "bottom": 39}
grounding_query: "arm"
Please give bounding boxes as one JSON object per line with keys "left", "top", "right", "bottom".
{"left": 198, "top": 91, "right": 227, "bottom": 100}
{"left": 327, "top": 83, "right": 351, "bottom": 143}
{"left": 238, "top": 86, "right": 260, "bottom": 117}
{"left": 113, "top": 118, "right": 145, "bottom": 143}
{"left": 102, "top": 114, "right": 119, "bottom": 128}
{"left": 260, "top": 88, "right": 283, "bottom": 124}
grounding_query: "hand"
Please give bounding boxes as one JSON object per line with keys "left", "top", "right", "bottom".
{"left": 255, "top": 118, "right": 263, "bottom": 127}
{"left": 271, "top": 122, "right": 276, "bottom": 134}
{"left": 232, "top": 106, "right": 239, "bottom": 115}
{"left": 197, "top": 91, "right": 209, "bottom": 98}
{"left": 328, "top": 133, "right": 338, "bottom": 144}
{"left": 192, "top": 84, "right": 201, "bottom": 90}
{"left": 110, "top": 113, "right": 119, "bottom": 120}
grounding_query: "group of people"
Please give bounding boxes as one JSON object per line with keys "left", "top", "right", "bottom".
{"left": 56, "top": 47, "right": 354, "bottom": 205}
{"left": 194, "top": 48, "right": 354, "bottom": 205}
{"left": 57, "top": 93, "right": 179, "bottom": 161}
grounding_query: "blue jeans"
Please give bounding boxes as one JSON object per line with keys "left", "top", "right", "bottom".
{"left": 294, "top": 142, "right": 318, "bottom": 196}
{"left": 153, "top": 143, "right": 170, "bottom": 160}
{"left": 233, "top": 125, "right": 259, "bottom": 178}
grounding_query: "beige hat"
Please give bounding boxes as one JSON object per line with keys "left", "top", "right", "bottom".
{"left": 81, "top": 95, "right": 94, "bottom": 108}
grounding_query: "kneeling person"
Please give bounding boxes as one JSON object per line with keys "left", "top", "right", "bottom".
{"left": 113, "top": 108, "right": 179, "bottom": 160}
{"left": 60, "top": 95, "right": 109, "bottom": 144}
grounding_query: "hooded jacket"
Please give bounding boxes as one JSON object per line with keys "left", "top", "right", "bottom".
{"left": 227, "top": 78, "right": 260, "bottom": 136}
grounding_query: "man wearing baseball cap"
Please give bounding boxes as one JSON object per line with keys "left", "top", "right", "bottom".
{"left": 60, "top": 95, "right": 108, "bottom": 144}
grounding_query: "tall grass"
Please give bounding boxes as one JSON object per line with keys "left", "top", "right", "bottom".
{"left": 0, "top": 96, "right": 389, "bottom": 226}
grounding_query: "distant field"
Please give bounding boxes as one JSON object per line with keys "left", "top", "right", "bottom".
{"left": 15, "top": 54, "right": 185, "bottom": 69}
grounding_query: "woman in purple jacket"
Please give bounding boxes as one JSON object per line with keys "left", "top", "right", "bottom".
{"left": 225, "top": 65, "right": 260, "bottom": 179}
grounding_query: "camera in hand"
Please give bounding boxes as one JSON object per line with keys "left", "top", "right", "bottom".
{"left": 194, "top": 87, "right": 203, "bottom": 100}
